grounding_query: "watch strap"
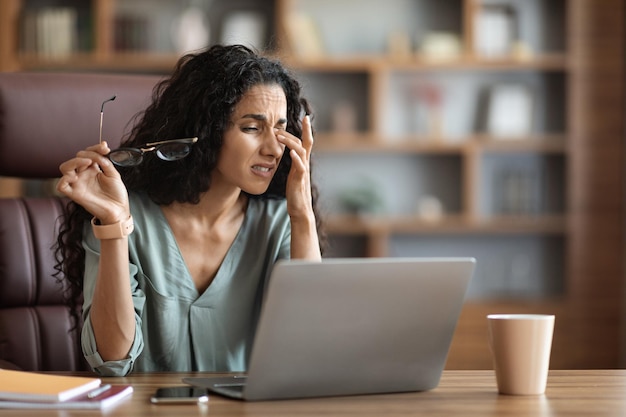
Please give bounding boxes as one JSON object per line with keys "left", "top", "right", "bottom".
{"left": 91, "top": 215, "right": 134, "bottom": 239}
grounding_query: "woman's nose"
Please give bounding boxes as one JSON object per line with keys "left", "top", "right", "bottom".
{"left": 261, "top": 128, "right": 284, "bottom": 156}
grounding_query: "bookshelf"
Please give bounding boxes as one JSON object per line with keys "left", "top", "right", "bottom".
{"left": 0, "top": 0, "right": 624, "bottom": 369}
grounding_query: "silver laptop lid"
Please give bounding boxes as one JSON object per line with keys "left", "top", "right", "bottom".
{"left": 242, "top": 257, "right": 475, "bottom": 400}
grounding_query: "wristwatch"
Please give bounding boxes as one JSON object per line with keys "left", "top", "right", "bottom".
{"left": 91, "top": 215, "right": 134, "bottom": 239}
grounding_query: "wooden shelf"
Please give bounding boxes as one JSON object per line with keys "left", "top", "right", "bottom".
{"left": 314, "top": 134, "right": 567, "bottom": 154}
{"left": 473, "top": 134, "right": 568, "bottom": 153}
{"left": 17, "top": 52, "right": 180, "bottom": 72}
{"left": 325, "top": 214, "right": 567, "bottom": 236}
{"left": 281, "top": 55, "right": 378, "bottom": 72}
{"left": 314, "top": 135, "right": 470, "bottom": 154}
{"left": 285, "top": 53, "right": 569, "bottom": 73}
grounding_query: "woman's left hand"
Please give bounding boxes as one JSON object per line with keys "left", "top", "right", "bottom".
{"left": 276, "top": 115, "right": 315, "bottom": 222}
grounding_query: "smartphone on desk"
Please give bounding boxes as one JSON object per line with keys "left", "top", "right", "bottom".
{"left": 150, "top": 386, "right": 209, "bottom": 404}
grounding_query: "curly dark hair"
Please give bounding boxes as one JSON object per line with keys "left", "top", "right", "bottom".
{"left": 54, "top": 44, "right": 326, "bottom": 331}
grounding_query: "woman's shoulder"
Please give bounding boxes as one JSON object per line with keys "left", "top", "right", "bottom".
{"left": 246, "top": 197, "right": 290, "bottom": 232}
{"left": 248, "top": 196, "right": 287, "bottom": 216}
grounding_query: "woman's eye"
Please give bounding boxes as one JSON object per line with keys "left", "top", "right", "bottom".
{"left": 242, "top": 126, "right": 259, "bottom": 133}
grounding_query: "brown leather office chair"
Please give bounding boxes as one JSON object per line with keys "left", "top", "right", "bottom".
{"left": 0, "top": 72, "right": 160, "bottom": 371}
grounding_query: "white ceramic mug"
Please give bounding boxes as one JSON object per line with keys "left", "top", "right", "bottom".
{"left": 487, "top": 314, "right": 555, "bottom": 395}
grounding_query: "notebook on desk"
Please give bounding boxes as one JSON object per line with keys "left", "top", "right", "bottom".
{"left": 183, "top": 257, "right": 476, "bottom": 401}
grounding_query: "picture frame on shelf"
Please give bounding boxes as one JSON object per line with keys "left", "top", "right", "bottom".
{"left": 486, "top": 84, "right": 534, "bottom": 138}
{"left": 474, "top": 4, "right": 518, "bottom": 58}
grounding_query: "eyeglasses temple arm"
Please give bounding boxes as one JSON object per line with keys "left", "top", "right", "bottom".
{"left": 145, "top": 137, "right": 198, "bottom": 147}
{"left": 99, "top": 112, "right": 104, "bottom": 144}
{"left": 99, "top": 95, "right": 117, "bottom": 144}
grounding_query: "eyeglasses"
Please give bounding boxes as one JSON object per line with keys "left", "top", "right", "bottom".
{"left": 99, "top": 95, "right": 116, "bottom": 144}
{"left": 107, "top": 137, "right": 199, "bottom": 167}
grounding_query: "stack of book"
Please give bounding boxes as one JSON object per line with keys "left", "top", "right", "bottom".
{"left": 0, "top": 369, "right": 132, "bottom": 410}
{"left": 20, "top": 7, "right": 79, "bottom": 58}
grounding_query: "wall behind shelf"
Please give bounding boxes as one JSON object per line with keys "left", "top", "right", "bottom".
{"left": 479, "top": 0, "right": 567, "bottom": 53}
{"left": 480, "top": 153, "right": 565, "bottom": 216}
{"left": 297, "top": 71, "right": 370, "bottom": 133}
{"left": 313, "top": 153, "right": 463, "bottom": 216}
{"left": 289, "top": 0, "right": 565, "bottom": 58}
{"left": 390, "top": 234, "right": 565, "bottom": 299}
{"left": 17, "top": 0, "right": 278, "bottom": 60}
{"left": 113, "top": 0, "right": 277, "bottom": 54}
{"left": 384, "top": 71, "right": 566, "bottom": 139}
{"left": 291, "top": 0, "right": 464, "bottom": 56}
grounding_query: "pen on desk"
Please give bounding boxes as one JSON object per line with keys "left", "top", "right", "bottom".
{"left": 88, "top": 384, "right": 112, "bottom": 398}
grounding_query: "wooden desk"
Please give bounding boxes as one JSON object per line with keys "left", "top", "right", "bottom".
{"left": 1, "top": 370, "right": 624, "bottom": 416}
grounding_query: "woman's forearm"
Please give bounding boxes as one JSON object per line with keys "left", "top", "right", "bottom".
{"left": 289, "top": 215, "right": 322, "bottom": 260}
{"left": 89, "top": 237, "right": 136, "bottom": 361}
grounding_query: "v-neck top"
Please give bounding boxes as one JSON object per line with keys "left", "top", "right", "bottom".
{"left": 80, "top": 191, "right": 291, "bottom": 376}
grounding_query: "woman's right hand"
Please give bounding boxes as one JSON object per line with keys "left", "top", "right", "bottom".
{"left": 57, "top": 141, "right": 130, "bottom": 224}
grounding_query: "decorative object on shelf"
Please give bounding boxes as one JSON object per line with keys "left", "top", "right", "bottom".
{"left": 284, "top": 13, "right": 325, "bottom": 60}
{"left": 411, "top": 82, "right": 444, "bottom": 139}
{"left": 486, "top": 84, "right": 534, "bottom": 138}
{"left": 171, "top": 0, "right": 211, "bottom": 54}
{"left": 387, "top": 31, "right": 412, "bottom": 60}
{"left": 220, "top": 10, "right": 266, "bottom": 50}
{"left": 510, "top": 40, "right": 534, "bottom": 61}
{"left": 331, "top": 101, "right": 358, "bottom": 134}
{"left": 474, "top": 4, "right": 518, "bottom": 58}
{"left": 496, "top": 167, "right": 541, "bottom": 215}
{"left": 417, "top": 195, "right": 444, "bottom": 222}
{"left": 419, "top": 32, "right": 462, "bottom": 62}
{"left": 338, "top": 178, "right": 384, "bottom": 216}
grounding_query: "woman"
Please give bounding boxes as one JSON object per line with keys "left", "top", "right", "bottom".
{"left": 54, "top": 44, "right": 324, "bottom": 376}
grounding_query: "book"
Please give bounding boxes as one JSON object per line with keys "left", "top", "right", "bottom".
{"left": 0, "top": 369, "right": 101, "bottom": 402}
{"left": 0, "top": 385, "right": 133, "bottom": 410}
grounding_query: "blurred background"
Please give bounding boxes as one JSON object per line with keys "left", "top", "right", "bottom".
{"left": 0, "top": 0, "right": 623, "bottom": 370}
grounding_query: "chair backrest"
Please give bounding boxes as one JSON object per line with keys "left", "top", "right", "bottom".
{"left": 0, "top": 72, "right": 160, "bottom": 371}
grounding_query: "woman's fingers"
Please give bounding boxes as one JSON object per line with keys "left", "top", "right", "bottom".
{"left": 276, "top": 115, "right": 316, "bottom": 218}
{"left": 301, "top": 115, "right": 313, "bottom": 159}
{"left": 277, "top": 115, "right": 313, "bottom": 165}
{"left": 56, "top": 141, "right": 125, "bottom": 209}
{"left": 59, "top": 156, "right": 91, "bottom": 176}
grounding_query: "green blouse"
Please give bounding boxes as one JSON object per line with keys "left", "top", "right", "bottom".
{"left": 80, "top": 192, "right": 291, "bottom": 376}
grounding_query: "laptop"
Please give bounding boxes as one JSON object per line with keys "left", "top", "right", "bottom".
{"left": 183, "top": 257, "right": 475, "bottom": 401}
